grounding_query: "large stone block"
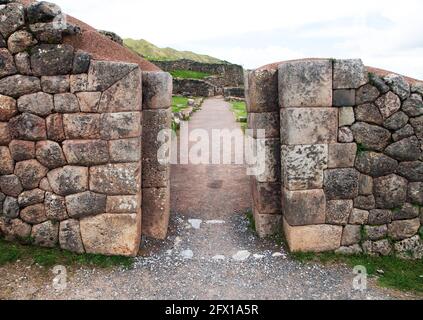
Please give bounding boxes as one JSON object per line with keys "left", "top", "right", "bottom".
{"left": 65, "top": 191, "right": 107, "bottom": 218}
{"left": 88, "top": 60, "right": 138, "bottom": 92}
{"left": 35, "top": 140, "right": 66, "bottom": 169}
{"left": 354, "top": 103, "right": 383, "bottom": 125}
{"left": 402, "top": 94, "right": 423, "bottom": 117}
{"left": 15, "top": 52, "right": 32, "bottom": 76}
{"left": 9, "top": 113, "right": 46, "bottom": 141}
{"left": 349, "top": 208, "right": 369, "bottom": 225}
{"left": 253, "top": 138, "right": 280, "bottom": 183}
{"left": 375, "top": 91, "right": 401, "bottom": 120}
{"left": 280, "top": 108, "right": 338, "bottom": 145}
{"left": 283, "top": 218, "right": 342, "bottom": 252}
{"left": 383, "top": 111, "right": 409, "bottom": 131}
{"left": 333, "top": 59, "right": 367, "bottom": 89}
{"left": 0, "top": 146, "right": 14, "bottom": 175}
{"left": 62, "top": 140, "right": 109, "bottom": 166}
{"left": 70, "top": 74, "right": 88, "bottom": 93}
{"left": 282, "top": 189, "right": 326, "bottom": 226}
{"left": 355, "top": 152, "right": 398, "bottom": 178}
{"left": 0, "top": 75, "right": 40, "bottom": 98}
{"left": 253, "top": 209, "right": 282, "bottom": 238}
{"left": 385, "top": 136, "right": 421, "bottom": 162}
{"left": 76, "top": 92, "right": 101, "bottom": 113}
{"left": 41, "top": 75, "right": 70, "bottom": 94}
{"left": 18, "top": 189, "right": 44, "bottom": 208}
{"left": 333, "top": 89, "right": 355, "bottom": 107}
{"left": 142, "top": 186, "right": 170, "bottom": 240}
{"left": 9, "top": 140, "right": 35, "bottom": 161}
{"left": 342, "top": 225, "right": 361, "bottom": 246}
{"left": 326, "top": 200, "right": 353, "bottom": 225}
{"left": 63, "top": 113, "right": 100, "bottom": 139}
{"left": 324, "top": 168, "right": 360, "bottom": 200}
{"left": 408, "top": 182, "right": 423, "bottom": 206}
{"left": 14, "top": 159, "right": 48, "bottom": 190}
{"left": 80, "top": 213, "right": 141, "bottom": 257}
{"left": 90, "top": 163, "right": 141, "bottom": 195}
{"left": 54, "top": 93, "right": 80, "bottom": 113}
{"left": 20, "top": 203, "right": 47, "bottom": 225}
{"left": 7, "top": 30, "right": 36, "bottom": 54}
{"left": 73, "top": 50, "right": 90, "bottom": 74}
{"left": 100, "top": 112, "right": 141, "bottom": 140}
{"left": 251, "top": 180, "right": 281, "bottom": 215}
{"left": 328, "top": 143, "right": 357, "bottom": 169}
{"left": 44, "top": 192, "right": 68, "bottom": 221}
{"left": 383, "top": 74, "right": 410, "bottom": 100}
{"left": 281, "top": 144, "right": 328, "bottom": 190}
{"left": 0, "top": 48, "right": 16, "bottom": 79}
{"left": 0, "top": 94, "right": 17, "bottom": 121}
{"left": 247, "top": 112, "right": 280, "bottom": 139}
{"left": 397, "top": 161, "right": 423, "bottom": 182}
{"left": 142, "top": 109, "right": 171, "bottom": 159}
{"left": 142, "top": 71, "right": 172, "bottom": 110}
{"left": 0, "top": 175, "right": 22, "bottom": 197}
{"left": 30, "top": 44, "right": 74, "bottom": 76}
{"left": 351, "top": 122, "right": 391, "bottom": 152}
{"left": 0, "top": 3, "right": 26, "bottom": 38}
{"left": 31, "top": 220, "right": 59, "bottom": 248}
{"left": 246, "top": 68, "right": 278, "bottom": 113}
{"left": 338, "top": 107, "right": 355, "bottom": 127}
{"left": 0, "top": 122, "right": 11, "bottom": 145}
{"left": 109, "top": 138, "right": 141, "bottom": 163}
{"left": 98, "top": 68, "right": 142, "bottom": 112}
{"left": 59, "top": 219, "right": 84, "bottom": 254}
{"left": 26, "top": 1, "right": 61, "bottom": 24}
{"left": 47, "top": 166, "right": 88, "bottom": 196}
{"left": 279, "top": 60, "right": 333, "bottom": 108}
{"left": 374, "top": 174, "right": 408, "bottom": 209}
{"left": 0, "top": 218, "right": 31, "bottom": 243}
{"left": 368, "top": 209, "right": 392, "bottom": 225}
{"left": 106, "top": 195, "right": 139, "bottom": 214}
{"left": 388, "top": 218, "right": 420, "bottom": 241}
{"left": 2, "top": 196, "right": 19, "bottom": 218}
{"left": 356, "top": 84, "right": 380, "bottom": 105}
{"left": 17, "top": 92, "right": 54, "bottom": 117}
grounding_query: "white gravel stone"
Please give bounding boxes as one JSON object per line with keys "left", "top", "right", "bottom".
{"left": 232, "top": 250, "right": 251, "bottom": 262}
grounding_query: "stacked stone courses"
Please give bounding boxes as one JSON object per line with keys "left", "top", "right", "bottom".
{"left": 0, "top": 0, "right": 172, "bottom": 256}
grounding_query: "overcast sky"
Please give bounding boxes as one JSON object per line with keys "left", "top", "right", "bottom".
{"left": 54, "top": 0, "right": 423, "bottom": 79}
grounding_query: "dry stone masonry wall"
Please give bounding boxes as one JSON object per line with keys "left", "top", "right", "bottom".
{"left": 0, "top": 0, "right": 172, "bottom": 257}
{"left": 247, "top": 58, "right": 423, "bottom": 259}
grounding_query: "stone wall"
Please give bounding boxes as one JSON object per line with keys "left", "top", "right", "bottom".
{"left": 173, "top": 78, "right": 216, "bottom": 97}
{"left": 248, "top": 58, "right": 423, "bottom": 259}
{"left": 0, "top": 0, "right": 172, "bottom": 257}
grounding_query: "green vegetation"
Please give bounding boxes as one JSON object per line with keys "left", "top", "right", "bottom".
{"left": 172, "top": 96, "right": 189, "bottom": 113}
{"left": 124, "top": 38, "right": 225, "bottom": 64}
{"left": 170, "top": 70, "right": 211, "bottom": 80}
{"left": 356, "top": 143, "right": 368, "bottom": 156}
{"left": 0, "top": 239, "right": 134, "bottom": 269}
{"left": 291, "top": 251, "right": 423, "bottom": 294}
{"left": 245, "top": 210, "right": 256, "bottom": 233}
{"left": 230, "top": 100, "right": 247, "bottom": 130}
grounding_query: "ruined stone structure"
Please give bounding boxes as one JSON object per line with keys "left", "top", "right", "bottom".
{"left": 0, "top": 0, "right": 171, "bottom": 257}
{"left": 246, "top": 59, "right": 423, "bottom": 259}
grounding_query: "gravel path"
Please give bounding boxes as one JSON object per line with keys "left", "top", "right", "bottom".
{"left": 0, "top": 98, "right": 415, "bottom": 300}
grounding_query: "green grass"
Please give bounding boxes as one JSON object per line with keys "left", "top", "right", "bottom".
{"left": 230, "top": 100, "right": 247, "bottom": 131}
{"left": 0, "top": 239, "right": 134, "bottom": 269}
{"left": 170, "top": 70, "right": 211, "bottom": 80}
{"left": 291, "top": 251, "right": 423, "bottom": 294}
{"left": 172, "top": 96, "right": 189, "bottom": 113}
{"left": 245, "top": 210, "right": 256, "bottom": 233}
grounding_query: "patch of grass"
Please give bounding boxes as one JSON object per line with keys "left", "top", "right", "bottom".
{"left": 170, "top": 70, "right": 211, "bottom": 80}
{"left": 230, "top": 100, "right": 247, "bottom": 131}
{"left": 0, "top": 239, "right": 134, "bottom": 269}
{"left": 245, "top": 210, "right": 256, "bottom": 233}
{"left": 172, "top": 96, "right": 189, "bottom": 113}
{"left": 290, "top": 251, "right": 423, "bottom": 294}
{"left": 356, "top": 143, "right": 368, "bottom": 156}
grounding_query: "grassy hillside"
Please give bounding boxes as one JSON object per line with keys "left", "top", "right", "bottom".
{"left": 124, "top": 38, "right": 225, "bottom": 64}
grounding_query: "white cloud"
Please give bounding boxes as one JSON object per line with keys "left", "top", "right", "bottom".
{"left": 54, "top": 0, "right": 423, "bottom": 78}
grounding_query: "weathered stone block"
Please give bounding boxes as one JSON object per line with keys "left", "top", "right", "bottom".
{"left": 20, "top": 203, "right": 47, "bottom": 225}
{"left": 247, "top": 112, "right": 280, "bottom": 139}
{"left": 383, "top": 74, "right": 410, "bottom": 100}
{"left": 88, "top": 60, "right": 137, "bottom": 92}
{"left": 365, "top": 225, "right": 388, "bottom": 241}
{"left": 35, "top": 141, "right": 66, "bottom": 169}
{"left": 374, "top": 174, "right": 408, "bottom": 209}
{"left": 0, "top": 175, "right": 22, "bottom": 197}
{"left": 0, "top": 146, "right": 13, "bottom": 175}
{"left": 354, "top": 103, "right": 384, "bottom": 125}
{"left": 254, "top": 138, "right": 280, "bottom": 183}
{"left": 408, "top": 183, "right": 423, "bottom": 206}
{"left": 141, "top": 71, "right": 172, "bottom": 110}
{"left": 142, "top": 186, "right": 170, "bottom": 240}
{"left": 324, "top": 168, "right": 360, "bottom": 200}
{"left": 47, "top": 166, "right": 88, "bottom": 196}
{"left": 46, "top": 113, "right": 65, "bottom": 142}
{"left": 354, "top": 195, "right": 376, "bottom": 210}
{"left": 70, "top": 74, "right": 88, "bottom": 93}
{"left": 333, "top": 89, "right": 355, "bottom": 107}
{"left": 328, "top": 143, "right": 356, "bottom": 169}
{"left": 0, "top": 75, "right": 40, "bottom": 98}
{"left": 106, "top": 196, "right": 139, "bottom": 214}
{"left": 31, "top": 220, "right": 59, "bottom": 248}
{"left": 349, "top": 208, "right": 369, "bottom": 225}
{"left": 100, "top": 112, "right": 141, "bottom": 140}
{"left": 62, "top": 140, "right": 109, "bottom": 166}
{"left": 39, "top": 177, "right": 52, "bottom": 192}
{"left": 2, "top": 196, "right": 19, "bottom": 218}
{"left": 18, "top": 188, "right": 44, "bottom": 208}
{"left": 338, "top": 107, "right": 355, "bottom": 127}
{"left": 375, "top": 91, "right": 401, "bottom": 119}
{"left": 30, "top": 44, "right": 74, "bottom": 76}
{"left": 9, "top": 140, "right": 35, "bottom": 161}
{"left": 351, "top": 122, "right": 391, "bottom": 152}
{"left": 0, "top": 218, "right": 31, "bottom": 243}
{"left": 109, "top": 138, "right": 141, "bottom": 163}
{"left": 26, "top": 1, "right": 61, "bottom": 24}
{"left": 356, "top": 84, "right": 380, "bottom": 105}
{"left": 76, "top": 92, "right": 101, "bottom": 113}
{"left": 393, "top": 125, "right": 415, "bottom": 142}
{"left": 368, "top": 209, "right": 392, "bottom": 225}
{"left": 59, "top": 219, "right": 84, "bottom": 253}
{"left": 281, "top": 144, "right": 327, "bottom": 190}
{"left": 388, "top": 219, "right": 420, "bottom": 241}
{"left": 342, "top": 225, "right": 361, "bottom": 246}
{"left": 394, "top": 236, "right": 423, "bottom": 260}
{"left": 41, "top": 75, "right": 70, "bottom": 94}
{"left": 383, "top": 111, "right": 409, "bottom": 131}
{"left": 0, "top": 94, "right": 17, "bottom": 121}
{"left": 99, "top": 68, "right": 142, "bottom": 112}
{"left": 402, "top": 94, "right": 423, "bottom": 117}
{"left": 65, "top": 191, "right": 106, "bottom": 218}
{"left": 280, "top": 108, "right": 338, "bottom": 145}
{"left": 7, "top": 30, "right": 36, "bottom": 54}
{"left": 0, "top": 48, "right": 16, "bottom": 79}
{"left": 397, "top": 161, "right": 423, "bottom": 182}
{"left": 0, "top": 122, "right": 11, "bottom": 145}
{"left": 338, "top": 127, "right": 354, "bottom": 143}
{"left": 0, "top": 3, "right": 25, "bottom": 38}
{"left": 9, "top": 113, "right": 46, "bottom": 141}
{"left": 80, "top": 213, "right": 141, "bottom": 257}
{"left": 251, "top": 181, "right": 281, "bottom": 215}
{"left": 355, "top": 152, "right": 398, "bottom": 178}
{"left": 72, "top": 50, "right": 91, "bottom": 74}
{"left": 90, "top": 163, "right": 140, "bottom": 195}
{"left": 63, "top": 113, "right": 100, "bottom": 139}
{"left": 14, "top": 159, "right": 48, "bottom": 190}
{"left": 253, "top": 210, "right": 282, "bottom": 238}
{"left": 385, "top": 136, "right": 421, "bottom": 162}
{"left": 283, "top": 218, "right": 342, "bottom": 252}
{"left": 282, "top": 189, "right": 326, "bottom": 226}
{"left": 326, "top": 200, "right": 353, "bottom": 225}
{"left": 363, "top": 239, "right": 392, "bottom": 256}
{"left": 44, "top": 192, "right": 68, "bottom": 221}
{"left": 393, "top": 203, "right": 419, "bottom": 221}
{"left": 333, "top": 59, "right": 367, "bottom": 89}
{"left": 54, "top": 93, "right": 79, "bottom": 113}
{"left": 279, "top": 59, "right": 333, "bottom": 108}
{"left": 246, "top": 68, "right": 278, "bottom": 113}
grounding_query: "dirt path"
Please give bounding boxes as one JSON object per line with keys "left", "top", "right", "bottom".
{"left": 0, "top": 97, "right": 415, "bottom": 300}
